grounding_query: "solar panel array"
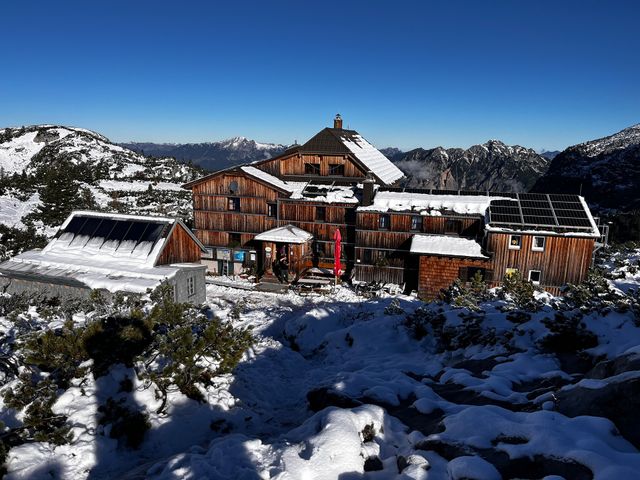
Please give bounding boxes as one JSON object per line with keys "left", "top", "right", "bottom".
{"left": 488, "top": 193, "right": 594, "bottom": 232}
{"left": 60, "top": 215, "right": 171, "bottom": 253}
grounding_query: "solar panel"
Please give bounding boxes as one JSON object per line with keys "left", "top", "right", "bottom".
{"left": 63, "top": 216, "right": 88, "bottom": 235}
{"left": 491, "top": 205, "right": 520, "bottom": 216}
{"left": 523, "top": 215, "right": 556, "bottom": 226}
{"left": 556, "top": 217, "right": 592, "bottom": 227}
{"left": 520, "top": 200, "right": 553, "bottom": 210}
{"left": 521, "top": 206, "right": 555, "bottom": 218}
{"left": 553, "top": 209, "right": 590, "bottom": 220}
{"left": 77, "top": 217, "right": 103, "bottom": 237}
{"left": 105, "top": 220, "right": 132, "bottom": 242}
{"left": 552, "top": 201, "right": 584, "bottom": 211}
{"left": 549, "top": 194, "right": 582, "bottom": 202}
{"left": 486, "top": 191, "right": 596, "bottom": 233}
{"left": 518, "top": 193, "right": 547, "bottom": 201}
{"left": 122, "top": 221, "right": 149, "bottom": 242}
{"left": 491, "top": 213, "right": 522, "bottom": 224}
{"left": 93, "top": 219, "right": 117, "bottom": 239}
{"left": 139, "top": 223, "right": 166, "bottom": 244}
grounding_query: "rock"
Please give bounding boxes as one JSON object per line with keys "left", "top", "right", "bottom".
{"left": 306, "top": 387, "right": 362, "bottom": 412}
{"left": 363, "top": 456, "right": 383, "bottom": 471}
{"left": 585, "top": 353, "right": 640, "bottom": 379}
{"left": 556, "top": 374, "right": 640, "bottom": 449}
{"left": 397, "top": 454, "right": 429, "bottom": 472}
{"left": 447, "top": 455, "right": 501, "bottom": 480}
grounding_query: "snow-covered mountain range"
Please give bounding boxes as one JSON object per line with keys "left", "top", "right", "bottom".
{"left": 392, "top": 140, "right": 550, "bottom": 192}
{"left": 120, "top": 137, "right": 287, "bottom": 172}
{"left": 532, "top": 124, "right": 640, "bottom": 212}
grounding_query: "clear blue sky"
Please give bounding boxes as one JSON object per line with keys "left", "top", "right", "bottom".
{"left": 1, "top": 0, "right": 638, "bottom": 151}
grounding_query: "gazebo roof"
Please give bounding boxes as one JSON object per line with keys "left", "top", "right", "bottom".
{"left": 254, "top": 225, "right": 313, "bottom": 244}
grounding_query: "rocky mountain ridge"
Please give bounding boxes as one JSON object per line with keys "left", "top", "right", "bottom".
{"left": 532, "top": 124, "right": 640, "bottom": 212}
{"left": 120, "top": 137, "right": 287, "bottom": 172}
{"left": 392, "top": 140, "right": 549, "bottom": 192}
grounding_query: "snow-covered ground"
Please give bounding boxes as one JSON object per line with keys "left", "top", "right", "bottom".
{"left": 2, "top": 247, "right": 640, "bottom": 479}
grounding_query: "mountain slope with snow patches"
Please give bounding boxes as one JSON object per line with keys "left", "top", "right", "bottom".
{"left": 532, "top": 124, "right": 640, "bottom": 212}
{"left": 0, "top": 125, "right": 202, "bottom": 235}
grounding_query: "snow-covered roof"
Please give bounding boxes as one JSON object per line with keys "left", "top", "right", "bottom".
{"left": 241, "top": 166, "right": 295, "bottom": 193}
{"left": 0, "top": 252, "right": 195, "bottom": 294}
{"left": 334, "top": 131, "right": 404, "bottom": 185}
{"left": 359, "top": 191, "right": 503, "bottom": 215}
{"left": 254, "top": 225, "right": 313, "bottom": 244}
{"left": 410, "top": 234, "right": 488, "bottom": 259}
{"left": 0, "top": 210, "right": 205, "bottom": 294}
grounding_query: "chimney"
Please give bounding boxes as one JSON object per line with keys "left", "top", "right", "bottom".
{"left": 362, "top": 172, "right": 375, "bottom": 207}
{"left": 333, "top": 114, "right": 343, "bottom": 129}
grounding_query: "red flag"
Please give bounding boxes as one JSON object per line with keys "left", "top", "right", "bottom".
{"left": 333, "top": 228, "right": 342, "bottom": 277}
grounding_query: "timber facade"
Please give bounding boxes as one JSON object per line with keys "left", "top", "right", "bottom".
{"left": 184, "top": 116, "right": 603, "bottom": 298}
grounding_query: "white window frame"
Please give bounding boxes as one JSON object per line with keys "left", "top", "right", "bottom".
{"left": 532, "top": 236, "right": 545, "bottom": 252}
{"left": 187, "top": 276, "right": 195, "bottom": 296}
{"left": 508, "top": 235, "right": 522, "bottom": 250}
{"left": 528, "top": 270, "right": 541, "bottom": 285}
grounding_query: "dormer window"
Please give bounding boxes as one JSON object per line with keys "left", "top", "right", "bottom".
{"left": 305, "top": 163, "right": 320, "bottom": 175}
{"left": 329, "top": 164, "right": 345, "bottom": 176}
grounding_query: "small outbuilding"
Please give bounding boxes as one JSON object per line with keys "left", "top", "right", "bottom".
{"left": 0, "top": 211, "right": 208, "bottom": 304}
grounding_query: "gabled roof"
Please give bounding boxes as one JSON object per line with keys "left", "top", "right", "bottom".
{"left": 0, "top": 211, "right": 206, "bottom": 294}
{"left": 299, "top": 128, "right": 405, "bottom": 186}
{"left": 254, "top": 224, "right": 313, "bottom": 244}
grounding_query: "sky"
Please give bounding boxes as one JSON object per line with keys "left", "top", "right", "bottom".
{"left": 1, "top": 0, "right": 639, "bottom": 151}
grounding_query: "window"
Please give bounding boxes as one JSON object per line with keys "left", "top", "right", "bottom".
{"left": 202, "top": 248, "right": 214, "bottom": 260}
{"left": 305, "top": 163, "right": 321, "bottom": 175}
{"left": 187, "top": 276, "right": 195, "bottom": 296}
{"left": 445, "top": 219, "right": 461, "bottom": 234}
{"left": 267, "top": 203, "right": 277, "bottom": 218}
{"left": 528, "top": 270, "right": 542, "bottom": 285}
{"left": 508, "top": 235, "right": 522, "bottom": 250}
{"left": 411, "top": 216, "right": 422, "bottom": 231}
{"left": 459, "top": 267, "right": 488, "bottom": 283}
{"left": 316, "top": 206, "right": 326, "bottom": 222}
{"left": 363, "top": 249, "right": 372, "bottom": 264}
{"left": 329, "top": 164, "right": 345, "bottom": 176}
{"left": 228, "top": 197, "right": 240, "bottom": 211}
{"left": 532, "top": 236, "right": 545, "bottom": 252}
{"left": 229, "top": 181, "right": 239, "bottom": 194}
{"left": 313, "top": 241, "right": 325, "bottom": 256}
{"left": 379, "top": 214, "right": 390, "bottom": 230}
{"left": 229, "top": 233, "right": 241, "bottom": 247}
